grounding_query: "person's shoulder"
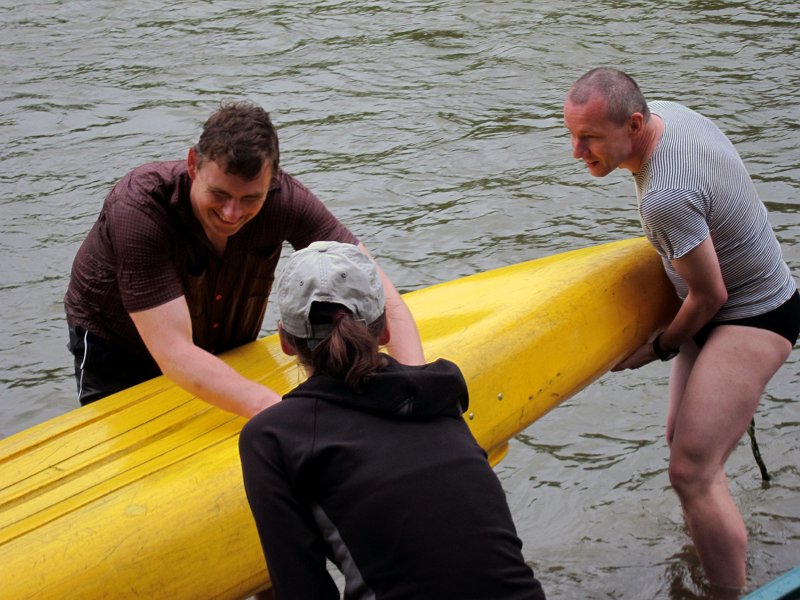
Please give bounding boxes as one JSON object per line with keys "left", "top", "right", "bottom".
{"left": 105, "top": 160, "right": 188, "bottom": 216}
{"left": 384, "top": 356, "right": 466, "bottom": 382}
{"left": 422, "top": 357, "right": 465, "bottom": 378}
{"left": 112, "top": 160, "right": 186, "bottom": 201}
{"left": 123, "top": 159, "right": 186, "bottom": 185}
{"left": 387, "top": 356, "right": 470, "bottom": 415}
{"left": 241, "top": 392, "right": 317, "bottom": 443}
{"left": 271, "top": 169, "right": 318, "bottom": 202}
{"left": 401, "top": 356, "right": 460, "bottom": 374}
{"left": 258, "top": 391, "right": 317, "bottom": 422}
{"left": 648, "top": 100, "right": 690, "bottom": 116}
{"left": 650, "top": 101, "right": 711, "bottom": 126}
{"left": 263, "top": 169, "right": 342, "bottom": 229}
{"left": 649, "top": 99, "right": 679, "bottom": 109}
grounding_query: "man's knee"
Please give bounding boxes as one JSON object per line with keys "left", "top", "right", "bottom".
{"left": 668, "top": 450, "right": 710, "bottom": 499}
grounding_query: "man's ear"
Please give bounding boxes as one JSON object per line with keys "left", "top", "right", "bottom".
{"left": 187, "top": 146, "right": 198, "bottom": 180}
{"left": 278, "top": 322, "right": 297, "bottom": 356}
{"left": 378, "top": 323, "right": 391, "bottom": 347}
{"left": 628, "top": 112, "right": 645, "bottom": 136}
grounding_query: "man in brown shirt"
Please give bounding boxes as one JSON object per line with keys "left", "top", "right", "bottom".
{"left": 64, "top": 101, "right": 424, "bottom": 417}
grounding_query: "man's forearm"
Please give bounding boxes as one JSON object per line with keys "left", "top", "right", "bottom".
{"left": 159, "top": 346, "right": 281, "bottom": 418}
{"left": 384, "top": 297, "right": 425, "bottom": 365}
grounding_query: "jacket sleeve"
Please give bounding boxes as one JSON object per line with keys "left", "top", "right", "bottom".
{"left": 239, "top": 416, "right": 340, "bottom": 600}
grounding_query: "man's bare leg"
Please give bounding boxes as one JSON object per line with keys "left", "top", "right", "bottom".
{"left": 666, "top": 325, "right": 791, "bottom": 589}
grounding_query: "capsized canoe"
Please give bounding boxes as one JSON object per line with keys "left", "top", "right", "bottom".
{"left": 0, "top": 237, "right": 678, "bottom": 599}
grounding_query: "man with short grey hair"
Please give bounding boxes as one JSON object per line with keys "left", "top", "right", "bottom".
{"left": 564, "top": 67, "right": 799, "bottom": 593}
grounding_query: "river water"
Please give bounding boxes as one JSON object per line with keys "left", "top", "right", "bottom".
{"left": 1, "top": 1, "right": 798, "bottom": 598}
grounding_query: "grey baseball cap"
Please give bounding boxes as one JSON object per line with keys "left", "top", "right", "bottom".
{"left": 276, "top": 241, "right": 386, "bottom": 344}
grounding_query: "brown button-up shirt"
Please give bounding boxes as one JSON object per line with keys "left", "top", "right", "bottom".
{"left": 65, "top": 160, "right": 358, "bottom": 359}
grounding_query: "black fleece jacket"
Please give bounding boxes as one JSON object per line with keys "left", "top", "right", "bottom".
{"left": 239, "top": 357, "right": 546, "bottom": 600}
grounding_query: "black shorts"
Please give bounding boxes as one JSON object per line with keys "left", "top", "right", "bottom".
{"left": 67, "top": 325, "right": 161, "bottom": 405}
{"left": 693, "top": 289, "right": 800, "bottom": 348}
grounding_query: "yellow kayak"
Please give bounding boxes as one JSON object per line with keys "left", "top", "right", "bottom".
{"left": 0, "top": 237, "right": 677, "bottom": 599}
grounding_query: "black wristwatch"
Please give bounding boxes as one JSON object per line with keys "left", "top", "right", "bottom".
{"left": 652, "top": 333, "right": 679, "bottom": 361}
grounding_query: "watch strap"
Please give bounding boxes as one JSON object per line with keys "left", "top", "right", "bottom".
{"left": 653, "top": 333, "right": 679, "bottom": 361}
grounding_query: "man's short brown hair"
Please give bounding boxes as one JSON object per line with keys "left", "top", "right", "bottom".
{"left": 195, "top": 101, "right": 280, "bottom": 179}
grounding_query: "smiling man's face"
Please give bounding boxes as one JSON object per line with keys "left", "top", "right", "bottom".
{"left": 187, "top": 147, "right": 272, "bottom": 248}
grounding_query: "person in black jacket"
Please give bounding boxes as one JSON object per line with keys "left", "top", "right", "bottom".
{"left": 239, "top": 240, "right": 546, "bottom": 600}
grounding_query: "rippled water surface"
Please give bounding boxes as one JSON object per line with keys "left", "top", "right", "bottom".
{"left": 1, "top": 2, "right": 798, "bottom": 598}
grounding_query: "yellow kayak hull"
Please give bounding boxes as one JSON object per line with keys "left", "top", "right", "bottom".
{"left": 0, "top": 237, "right": 677, "bottom": 599}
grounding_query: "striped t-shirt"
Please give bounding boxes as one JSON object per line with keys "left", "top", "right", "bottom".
{"left": 635, "top": 100, "right": 795, "bottom": 321}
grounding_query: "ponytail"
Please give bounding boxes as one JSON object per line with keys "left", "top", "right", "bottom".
{"left": 285, "top": 303, "right": 388, "bottom": 391}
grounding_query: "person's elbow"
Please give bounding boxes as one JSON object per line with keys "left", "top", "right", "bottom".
{"left": 711, "top": 282, "right": 728, "bottom": 310}
{"left": 701, "top": 284, "right": 728, "bottom": 315}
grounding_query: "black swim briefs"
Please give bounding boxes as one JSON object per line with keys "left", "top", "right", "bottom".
{"left": 693, "top": 289, "right": 800, "bottom": 348}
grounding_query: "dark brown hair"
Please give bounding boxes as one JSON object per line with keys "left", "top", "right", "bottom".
{"left": 195, "top": 100, "right": 280, "bottom": 179}
{"left": 568, "top": 67, "right": 650, "bottom": 126}
{"left": 284, "top": 303, "right": 388, "bottom": 391}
